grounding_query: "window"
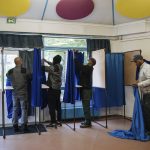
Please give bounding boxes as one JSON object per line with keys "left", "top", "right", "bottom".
{"left": 44, "top": 37, "right": 87, "bottom": 86}
{"left": 43, "top": 37, "right": 87, "bottom": 102}
{"left": 44, "top": 37, "right": 86, "bottom": 48}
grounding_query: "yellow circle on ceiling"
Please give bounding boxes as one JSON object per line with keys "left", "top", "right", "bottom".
{"left": 116, "top": 0, "right": 150, "bottom": 18}
{"left": 0, "top": 0, "right": 30, "bottom": 17}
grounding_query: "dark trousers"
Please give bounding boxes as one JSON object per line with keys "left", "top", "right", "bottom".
{"left": 81, "top": 89, "right": 92, "bottom": 124}
{"left": 141, "top": 93, "right": 150, "bottom": 132}
{"left": 47, "top": 89, "right": 61, "bottom": 123}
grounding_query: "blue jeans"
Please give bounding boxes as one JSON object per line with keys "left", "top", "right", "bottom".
{"left": 12, "top": 95, "right": 28, "bottom": 125}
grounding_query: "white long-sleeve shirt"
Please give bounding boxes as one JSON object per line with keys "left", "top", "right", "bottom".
{"left": 138, "top": 62, "right": 150, "bottom": 94}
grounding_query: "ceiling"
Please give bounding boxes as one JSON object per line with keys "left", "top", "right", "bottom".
{"left": 1, "top": 0, "right": 150, "bottom": 25}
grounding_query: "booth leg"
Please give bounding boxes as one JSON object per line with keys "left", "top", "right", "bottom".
{"left": 1, "top": 47, "right": 6, "bottom": 139}
{"left": 64, "top": 102, "right": 76, "bottom": 131}
{"left": 34, "top": 107, "right": 40, "bottom": 135}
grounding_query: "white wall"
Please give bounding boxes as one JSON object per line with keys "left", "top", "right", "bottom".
{"left": 0, "top": 18, "right": 114, "bottom": 36}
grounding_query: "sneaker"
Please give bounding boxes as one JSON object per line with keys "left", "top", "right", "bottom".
{"left": 46, "top": 123, "right": 57, "bottom": 128}
{"left": 21, "top": 124, "right": 28, "bottom": 133}
{"left": 81, "top": 121, "right": 86, "bottom": 125}
{"left": 13, "top": 124, "right": 20, "bottom": 133}
{"left": 80, "top": 123, "right": 92, "bottom": 128}
{"left": 57, "top": 121, "right": 62, "bottom": 126}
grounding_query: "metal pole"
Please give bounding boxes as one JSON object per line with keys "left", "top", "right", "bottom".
{"left": 1, "top": 47, "right": 6, "bottom": 139}
{"left": 112, "top": 0, "right": 115, "bottom": 25}
{"left": 39, "top": 107, "right": 41, "bottom": 123}
{"left": 34, "top": 107, "right": 40, "bottom": 135}
{"left": 92, "top": 101, "right": 95, "bottom": 121}
{"left": 64, "top": 103, "right": 66, "bottom": 121}
{"left": 124, "top": 105, "right": 126, "bottom": 119}
{"left": 105, "top": 90, "right": 108, "bottom": 128}
{"left": 41, "top": 0, "right": 49, "bottom": 20}
{"left": 73, "top": 102, "right": 76, "bottom": 131}
{"left": 38, "top": 107, "right": 41, "bottom": 135}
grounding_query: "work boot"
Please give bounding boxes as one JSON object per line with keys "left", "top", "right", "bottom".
{"left": 13, "top": 124, "right": 19, "bottom": 133}
{"left": 81, "top": 121, "right": 86, "bottom": 125}
{"left": 22, "top": 124, "right": 28, "bottom": 133}
{"left": 46, "top": 123, "right": 57, "bottom": 128}
{"left": 80, "top": 122, "right": 92, "bottom": 128}
{"left": 57, "top": 121, "right": 62, "bottom": 126}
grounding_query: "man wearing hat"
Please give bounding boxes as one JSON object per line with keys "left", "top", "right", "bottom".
{"left": 132, "top": 54, "right": 150, "bottom": 132}
{"left": 75, "top": 57, "right": 96, "bottom": 128}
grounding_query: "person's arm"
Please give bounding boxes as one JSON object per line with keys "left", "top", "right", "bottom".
{"left": 41, "top": 58, "right": 53, "bottom": 72}
{"left": 43, "top": 59, "right": 53, "bottom": 66}
{"left": 74, "top": 58, "right": 83, "bottom": 74}
{"left": 6, "top": 69, "right": 13, "bottom": 79}
{"left": 26, "top": 70, "right": 32, "bottom": 81}
{"left": 138, "top": 65, "right": 150, "bottom": 87}
{"left": 42, "top": 65, "right": 60, "bottom": 77}
{"left": 41, "top": 65, "right": 52, "bottom": 73}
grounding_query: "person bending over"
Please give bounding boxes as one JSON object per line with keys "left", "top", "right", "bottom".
{"left": 132, "top": 54, "right": 150, "bottom": 133}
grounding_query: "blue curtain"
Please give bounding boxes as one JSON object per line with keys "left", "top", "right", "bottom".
{"left": 87, "top": 39, "right": 111, "bottom": 54}
{"left": 6, "top": 78, "right": 13, "bottom": 118}
{"left": 109, "top": 87, "right": 150, "bottom": 141}
{"left": 74, "top": 51, "right": 84, "bottom": 100}
{"left": 63, "top": 50, "right": 75, "bottom": 104}
{"left": 106, "top": 53, "right": 125, "bottom": 107}
{"left": 31, "top": 48, "right": 42, "bottom": 107}
{"left": 92, "top": 53, "right": 125, "bottom": 109}
{"left": 92, "top": 87, "right": 107, "bottom": 109}
{"left": 5, "top": 78, "right": 21, "bottom": 118}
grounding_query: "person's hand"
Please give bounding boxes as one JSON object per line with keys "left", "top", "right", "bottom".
{"left": 42, "top": 58, "right": 48, "bottom": 64}
{"left": 73, "top": 49, "right": 79, "bottom": 53}
{"left": 43, "top": 58, "right": 48, "bottom": 62}
{"left": 0, "top": 47, "right": 4, "bottom": 53}
{"left": 132, "top": 80, "right": 139, "bottom": 87}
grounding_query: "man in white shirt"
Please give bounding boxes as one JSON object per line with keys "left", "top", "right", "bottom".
{"left": 132, "top": 54, "right": 150, "bottom": 133}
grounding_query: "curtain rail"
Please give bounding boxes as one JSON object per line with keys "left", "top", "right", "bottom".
{"left": 0, "top": 31, "right": 119, "bottom": 41}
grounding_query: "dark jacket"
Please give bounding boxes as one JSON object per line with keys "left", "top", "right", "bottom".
{"left": 43, "top": 64, "right": 63, "bottom": 90}
{"left": 75, "top": 59, "right": 93, "bottom": 89}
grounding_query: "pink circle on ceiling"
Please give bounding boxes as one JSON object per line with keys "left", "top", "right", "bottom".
{"left": 56, "top": 0, "right": 94, "bottom": 20}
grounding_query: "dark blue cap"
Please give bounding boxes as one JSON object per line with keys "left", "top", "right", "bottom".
{"left": 131, "top": 55, "right": 143, "bottom": 62}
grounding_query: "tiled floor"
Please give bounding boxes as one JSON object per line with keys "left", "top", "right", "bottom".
{"left": 0, "top": 119, "right": 150, "bottom": 150}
